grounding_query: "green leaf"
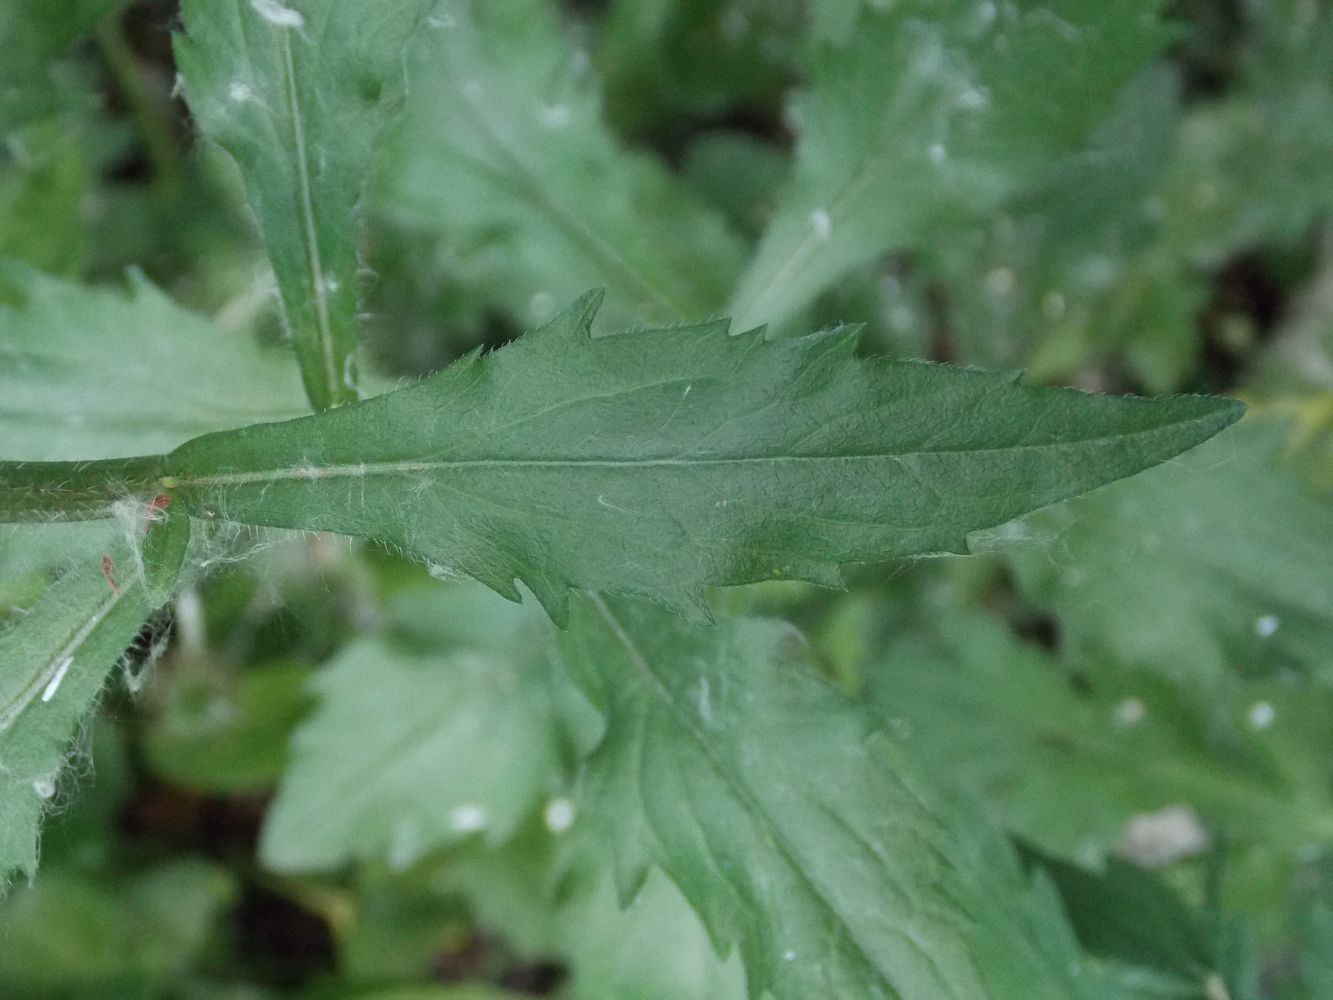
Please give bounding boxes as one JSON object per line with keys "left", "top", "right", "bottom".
{"left": 376, "top": 0, "right": 746, "bottom": 331}
{"left": 0, "top": 532, "right": 180, "bottom": 886}
{"left": 997, "top": 419, "right": 1333, "bottom": 686}
{"left": 868, "top": 609, "right": 1333, "bottom": 867}
{"left": 0, "top": 120, "right": 97, "bottom": 275}
{"left": 593, "top": 0, "right": 802, "bottom": 140}
{"left": 346, "top": 989, "right": 527, "bottom": 1000}
{"left": 141, "top": 658, "right": 312, "bottom": 794}
{"left": 259, "top": 584, "right": 560, "bottom": 872}
{"left": 0, "top": 859, "right": 236, "bottom": 993}
{"left": 151, "top": 296, "right": 1240, "bottom": 619}
{"left": 728, "top": 0, "right": 1168, "bottom": 330}
{"left": 0, "top": 523, "right": 117, "bottom": 606}
{"left": 0, "top": 0, "right": 124, "bottom": 130}
{"left": 558, "top": 595, "right": 1096, "bottom": 1000}
{"left": 556, "top": 870, "right": 747, "bottom": 1000}
{"left": 174, "top": 0, "right": 435, "bottom": 410}
{"left": 916, "top": 66, "right": 1186, "bottom": 380}
{"left": 1036, "top": 854, "right": 1250, "bottom": 994}
{"left": 0, "top": 262, "right": 306, "bottom": 461}
{"left": 1294, "top": 903, "right": 1333, "bottom": 1000}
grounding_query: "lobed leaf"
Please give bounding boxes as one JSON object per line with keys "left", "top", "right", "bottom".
{"left": 554, "top": 870, "right": 748, "bottom": 1000}
{"left": 867, "top": 610, "right": 1333, "bottom": 868}
{"left": 0, "top": 262, "right": 306, "bottom": 461}
{"left": 729, "top": 0, "right": 1169, "bottom": 330}
{"left": 260, "top": 584, "right": 560, "bottom": 872}
{"left": 154, "top": 296, "right": 1241, "bottom": 620}
{"left": 0, "top": 0, "right": 124, "bottom": 130}
{"left": 998, "top": 419, "right": 1333, "bottom": 687}
{"left": 0, "top": 526, "right": 184, "bottom": 887}
{"left": 376, "top": 0, "right": 746, "bottom": 332}
{"left": 0, "top": 859, "right": 236, "bottom": 992}
{"left": 557, "top": 595, "right": 1097, "bottom": 1000}
{"left": 175, "top": 0, "right": 435, "bottom": 410}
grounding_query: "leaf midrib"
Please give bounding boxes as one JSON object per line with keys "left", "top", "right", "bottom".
{"left": 589, "top": 595, "right": 918, "bottom": 999}
{"left": 162, "top": 416, "right": 1212, "bottom": 490}
{"left": 276, "top": 20, "right": 340, "bottom": 403}
{"left": 436, "top": 35, "right": 689, "bottom": 320}
{"left": 0, "top": 584, "right": 127, "bottom": 734}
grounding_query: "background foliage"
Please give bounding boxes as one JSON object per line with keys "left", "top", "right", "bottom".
{"left": 1, "top": 0, "right": 1332, "bottom": 998}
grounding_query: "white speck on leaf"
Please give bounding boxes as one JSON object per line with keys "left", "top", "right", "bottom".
{"left": 986, "top": 267, "right": 1016, "bottom": 296}
{"left": 1112, "top": 696, "right": 1145, "bottom": 727}
{"left": 956, "top": 86, "right": 990, "bottom": 110}
{"left": 528, "top": 290, "right": 555, "bottom": 321}
{"left": 41, "top": 657, "right": 73, "bottom": 703}
{"left": 543, "top": 798, "right": 576, "bottom": 833}
{"left": 227, "top": 81, "right": 256, "bottom": 104}
{"left": 782, "top": 99, "right": 803, "bottom": 132}
{"left": 1117, "top": 805, "right": 1210, "bottom": 867}
{"left": 1254, "top": 614, "right": 1279, "bottom": 638}
{"left": 1247, "top": 701, "right": 1275, "bottom": 730}
{"left": 387, "top": 817, "right": 421, "bottom": 871}
{"left": 809, "top": 209, "right": 833, "bottom": 242}
{"left": 928, "top": 143, "right": 948, "bottom": 164}
{"left": 250, "top": 0, "right": 305, "bottom": 30}
{"left": 449, "top": 803, "right": 490, "bottom": 833}
{"left": 538, "top": 103, "right": 571, "bottom": 128}
{"left": 32, "top": 776, "right": 56, "bottom": 800}
{"left": 783, "top": 950, "right": 797, "bottom": 961}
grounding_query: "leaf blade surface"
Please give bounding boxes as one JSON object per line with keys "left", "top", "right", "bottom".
{"left": 558, "top": 596, "right": 1096, "bottom": 1000}
{"left": 175, "top": 0, "right": 434, "bottom": 409}
{"left": 160, "top": 298, "right": 1242, "bottom": 617}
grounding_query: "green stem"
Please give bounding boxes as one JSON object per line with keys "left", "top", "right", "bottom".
{"left": 0, "top": 456, "right": 166, "bottom": 522}
{"left": 96, "top": 14, "right": 183, "bottom": 200}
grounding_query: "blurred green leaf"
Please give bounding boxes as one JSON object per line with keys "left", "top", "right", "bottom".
{"left": 729, "top": 0, "right": 1169, "bottom": 330}
{"left": 681, "top": 131, "right": 788, "bottom": 241}
{"left": 376, "top": 0, "right": 746, "bottom": 332}
{"left": 344, "top": 989, "right": 525, "bottom": 1000}
{"left": 142, "top": 658, "right": 312, "bottom": 794}
{"left": 0, "top": 859, "right": 236, "bottom": 997}
{"left": 922, "top": 66, "right": 1185, "bottom": 380}
{"left": 175, "top": 0, "right": 436, "bottom": 410}
{"left": 0, "top": 121, "right": 97, "bottom": 275}
{"left": 1035, "top": 854, "right": 1255, "bottom": 999}
{"left": 0, "top": 0, "right": 123, "bottom": 130}
{"left": 0, "top": 262, "right": 306, "bottom": 461}
{"left": 260, "top": 588, "right": 559, "bottom": 871}
{"left": 1292, "top": 903, "right": 1333, "bottom": 1000}
{"left": 868, "top": 608, "right": 1333, "bottom": 866}
{"left": 594, "top": 0, "right": 802, "bottom": 138}
{"left": 556, "top": 871, "right": 746, "bottom": 1000}
{"left": 1000, "top": 419, "right": 1333, "bottom": 686}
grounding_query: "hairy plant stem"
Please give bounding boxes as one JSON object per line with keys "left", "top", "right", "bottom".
{"left": 0, "top": 456, "right": 166, "bottom": 522}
